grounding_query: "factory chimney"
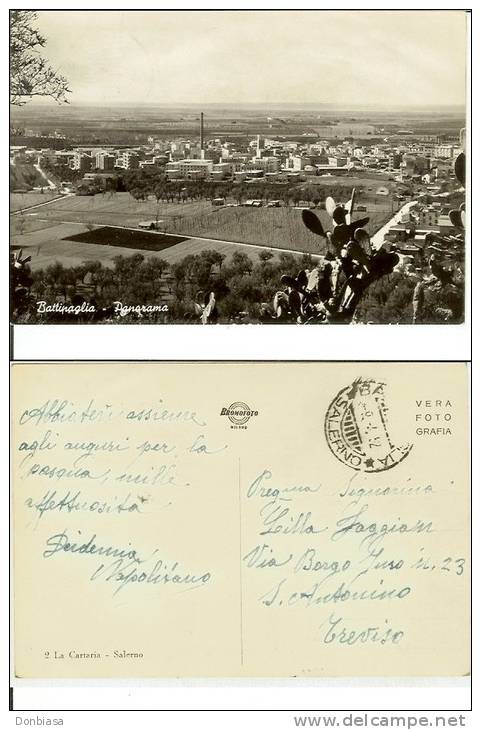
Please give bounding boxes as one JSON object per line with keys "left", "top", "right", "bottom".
{"left": 200, "top": 112, "right": 205, "bottom": 160}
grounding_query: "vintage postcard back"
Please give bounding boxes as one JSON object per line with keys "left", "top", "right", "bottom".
{"left": 11, "top": 362, "right": 469, "bottom": 678}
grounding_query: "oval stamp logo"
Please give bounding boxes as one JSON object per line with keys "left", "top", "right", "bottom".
{"left": 220, "top": 402, "right": 258, "bottom": 430}
{"left": 324, "top": 378, "right": 412, "bottom": 473}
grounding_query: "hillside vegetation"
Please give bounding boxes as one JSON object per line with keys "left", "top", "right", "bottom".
{"left": 10, "top": 162, "right": 45, "bottom": 191}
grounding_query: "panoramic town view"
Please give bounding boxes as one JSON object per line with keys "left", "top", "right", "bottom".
{"left": 10, "top": 10, "right": 467, "bottom": 324}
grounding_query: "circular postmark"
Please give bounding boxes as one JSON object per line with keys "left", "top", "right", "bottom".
{"left": 324, "top": 378, "right": 412, "bottom": 473}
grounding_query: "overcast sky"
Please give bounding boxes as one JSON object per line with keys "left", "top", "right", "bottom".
{"left": 35, "top": 10, "right": 467, "bottom": 107}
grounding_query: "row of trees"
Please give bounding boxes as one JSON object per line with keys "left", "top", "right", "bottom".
{"left": 122, "top": 168, "right": 379, "bottom": 209}
{"left": 11, "top": 249, "right": 464, "bottom": 325}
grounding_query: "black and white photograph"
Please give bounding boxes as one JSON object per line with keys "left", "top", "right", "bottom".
{"left": 9, "top": 9, "right": 468, "bottom": 325}
{"left": 5, "top": 5, "right": 477, "bottom": 727}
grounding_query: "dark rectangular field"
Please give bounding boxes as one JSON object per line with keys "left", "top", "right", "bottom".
{"left": 63, "top": 226, "right": 188, "bottom": 251}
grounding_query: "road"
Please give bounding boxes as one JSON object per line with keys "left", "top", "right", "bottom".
{"left": 370, "top": 200, "right": 418, "bottom": 250}
{"left": 34, "top": 156, "right": 57, "bottom": 190}
{"left": 10, "top": 193, "right": 72, "bottom": 214}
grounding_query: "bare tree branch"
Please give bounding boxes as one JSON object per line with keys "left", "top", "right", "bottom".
{"left": 10, "top": 10, "right": 71, "bottom": 105}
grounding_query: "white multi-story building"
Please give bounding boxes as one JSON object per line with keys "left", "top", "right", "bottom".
{"left": 251, "top": 156, "right": 280, "bottom": 173}
{"left": 328, "top": 156, "right": 348, "bottom": 167}
{"left": 212, "top": 162, "right": 235, "bottom": 178}
{"left": 95, "top": 151, "right": 116, "bottom": 171}
{"left": 433, "top": 144, "right": 454, "bottom": 159}
{"left": 287, "top": 155, "right": 307, "bottom": 171}
{"left": 54, "top": 150, "right": 76, "bottom": 166}
{"left": 70, "top": 152, "right": 92, "bottom": 171}
{"left": 165, "top": 159, "right": 213, "bottom": 179}
{"left": 116, "top": 151, "right": 140, "bottom": 170}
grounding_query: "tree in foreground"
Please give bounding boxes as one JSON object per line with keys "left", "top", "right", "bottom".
{"left": 10, "top": 10, "right": 70, "bottom": 105}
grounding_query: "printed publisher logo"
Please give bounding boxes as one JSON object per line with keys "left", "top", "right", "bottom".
{"left": 220, "top": 402, "right": 259, "bottom": 429}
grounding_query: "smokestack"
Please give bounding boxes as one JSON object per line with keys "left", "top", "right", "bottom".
{"left": 200, "top": 112, "right": 204, "bottom": 159}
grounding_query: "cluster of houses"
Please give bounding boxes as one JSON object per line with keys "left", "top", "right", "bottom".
{"left": 383, "top": 202, "right": 463, "bottom": 270}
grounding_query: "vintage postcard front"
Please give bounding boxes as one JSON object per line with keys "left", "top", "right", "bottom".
{"left": 10, "top": 10, "right": 467, "bottom": 327}
{"left": 11, "top": 362, "right": 469, "bottom": 678}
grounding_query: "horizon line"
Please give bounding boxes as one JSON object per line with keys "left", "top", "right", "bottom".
{"left": 11, "top": 101, "right": 466, "bottom": 110}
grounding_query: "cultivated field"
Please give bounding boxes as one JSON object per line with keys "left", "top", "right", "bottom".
{"left": 171, "top": 206, "right": 391, "bottom": 253}
{"left": 10, "top": 192, "right": 212, "bottom": 227}
{"left": 11, "top": 220, "right": 315, "bottom": 272}
{"left": 171, "top": 207, "right": 327, "bottom": 254}
{"left": 66, "top": 227, "right": 188, "bottom": 251}
{"left": 311, "top": 122, "right": 377, "bottom": 137}
{"left": 10, "top": 191, "right": 63, "bottom": 212}
{"left": 10, "top": 191, "right": 392, "bottom": 269}
{"left": 313, "top": 173, "right": 398, "bottom": 190}
{"left": 10, "top": 191, "right": 390, "bottom": 247}
{"left": 11, "top": 104, "right": 465, "bottom": 145}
